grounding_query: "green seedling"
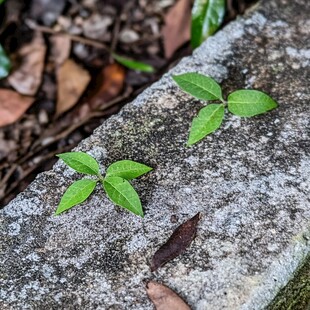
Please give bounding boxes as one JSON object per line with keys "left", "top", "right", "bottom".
{"left": 55, "top": 152, "right": 152, "bottom": 217}
{"left": 173, "top": 72, "right": 277, "bottom": 146}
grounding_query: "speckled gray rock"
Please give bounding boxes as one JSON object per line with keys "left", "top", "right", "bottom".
{"left": 1, "top": 0, "right": 309, "bottom": 309}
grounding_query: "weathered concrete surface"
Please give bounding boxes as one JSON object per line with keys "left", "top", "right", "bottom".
{"left": 1, "top": 0, "right": 309, "bottom": 309}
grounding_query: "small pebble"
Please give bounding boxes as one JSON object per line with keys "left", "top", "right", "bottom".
{"left": 38, "top": 110, "right": 49, "bottom": 125}
{"left": 83, "top": 14, "right": 113, "bottom": 40}
{"left": 119, "top": 29, "right": 140, "bottom": 44}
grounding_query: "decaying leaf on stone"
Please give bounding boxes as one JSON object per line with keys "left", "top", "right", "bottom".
{"left": 56, "top": 59, "right": 91, "bottom": 116}
{"left": 146, "top": 281, "right": 191, "bottom": 310}
{"left": 8, "top": 32, "right": 46, "bottom": 96}
{"left": 151, "top": 213, "right": 200, "bottom": 271}
{"left": 0, "top": 89, "right": 34, "bottom": 127}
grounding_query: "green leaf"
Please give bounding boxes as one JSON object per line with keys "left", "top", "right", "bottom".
{"left": 227, "top": 90, "right": 278, "bottom": 117}
{"left": 106, "top": 160, "right": 152, "bottom": 180}
{"left": 0, "top": 0, "right": 6, "bottom": 5}
{"left": 173, "top": 73, "right": 223, "bottom": 101}
{"left": 0, "top": 44, "right": 11, "bottom": 79}
{"left": 103, "top": 176, "right": 143, "bottom": 217}
{"left": 112, "top": 53, "right": 154, "bottom": 73}
{"left": 188, "top": 103, "right": 225, "bottom": 145}
{"left": 55, "top": 179, "right": 97, "bottom": 215}
{"left": 57, "top": 152, "right": 100, "bottom": 175}
{"left": 191, "top": 0, "right": 226, "bottom": 48}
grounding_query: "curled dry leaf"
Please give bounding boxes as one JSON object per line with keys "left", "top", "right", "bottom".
{"left": 162, "top": 0, "right": 191, "bottom": 59}
{"left": 56, "top": 59, "right": 91, "bottom": 116}
{"left": 87, "top": 63, "right": 125, "bottom": 110}
{"left": 8, "top": 32, "right": 46, "bottom": 96}
{"left": 146, "top": 281, "right": 191, "bottom": 310}
{"left": 151, "top": 213, "right": 201, "bottom": 271}
{"left": 49, "top": 34, "right": 71, "bottom": 67}
{"left": 0, "top": 89, "right": 34, "bottom": 127}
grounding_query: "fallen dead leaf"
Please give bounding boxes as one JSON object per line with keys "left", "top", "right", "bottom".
{"left": 162, "top": 0, "right": 191, "bottom": 59}
{"left": 151, "top": 213, "right": 201, "bottom": 271}
{"left": 8, "top": 32, "right": 46, "bottom": 96}
{"left": 56, "top": 59, "right": 91, "bottom": 116}
{"left": 146, "top": 281, "right": 191, "bottom": 310}
{"left": 49, "top": 34, "right": 71, "bottom": 67}
{"left": 87, "top": 63, "right": 125, "bottom": 110}
{"left": 0, "top": 89, "right": 34, "bottom": 127}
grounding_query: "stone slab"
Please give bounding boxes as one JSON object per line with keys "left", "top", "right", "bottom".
{"left": 1, "top": 0, "right": 310, "bottom": 309}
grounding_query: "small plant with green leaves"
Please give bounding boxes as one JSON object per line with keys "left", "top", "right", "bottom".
{"left": 172, "top": 72, "right": 277, "bottom": 146}
{"left": 56, "top": 152, "right": 152, "bottom": 217}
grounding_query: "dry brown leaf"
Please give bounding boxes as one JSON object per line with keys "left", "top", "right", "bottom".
{"left": 146, "top": 281, "right": 191, "bottom": 310}
{"left": 151, "top": 213, "right": 201, "bottom": 271}
{"left": 56, "top": 59, "right": 91, "bottom": 116}
{"left": 50, "top": 34, "right": 71, "bottom": 67}
{"left": 162, "top": 0, "right": 191, "bottom": 59}
{"left": 8, "top": 32, "right": 46, "bottom": 96}
{"left": 87, "top": 63, "right": 125, "bottom": 110}
{"left": 0, "top": 89, "right": 34, "bottom": 127}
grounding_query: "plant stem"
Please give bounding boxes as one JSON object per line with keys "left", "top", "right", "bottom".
{"left": 98, "top": 174, "right": 104, "bottom": 182}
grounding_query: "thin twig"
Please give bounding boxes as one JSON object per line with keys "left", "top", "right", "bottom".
{"left": 0, "top": 162, "right": 9, "bottom": 171}
{"left": 110, "top": 14, "right": 122, "bottom": 60}
{"left": 109, "top": 1, "right": 135, "bottom": 61}
{"left": 25, "top": 19, "right": 109, "bottom": 51}
{"left": 0, "top": 164, "right": 17, "bottom": 192}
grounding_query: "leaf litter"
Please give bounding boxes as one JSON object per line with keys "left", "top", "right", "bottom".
{"left": 0, "top": 89, "right": 34, "bottom": 127}
{"left": 56, "top": 59, "right": 91, "bottom": 116}
{"left": 86, "top": 63, "right": 125, "bottom": 110}
{"left": 49, "top": 34, "right": 71, "bottom": 67}
{"left": 8, "top": 32, "right": 46, "bottom": 96}
{"left": 161, "top": 0, "right": 191, "bottom": 59}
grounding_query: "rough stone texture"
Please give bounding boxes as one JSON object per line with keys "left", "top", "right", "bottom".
{"left": 1, "top": 0, "right": 309, "bottom": 309}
